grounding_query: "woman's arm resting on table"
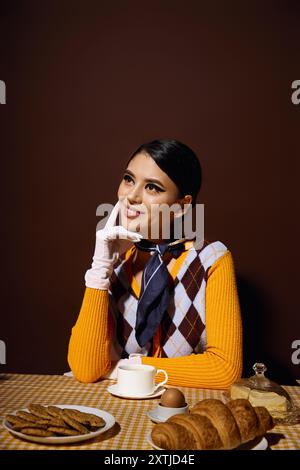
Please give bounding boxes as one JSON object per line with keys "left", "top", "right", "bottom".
{"left": 67, "top": 288, "right": 113, "bottom": 383}
{"left": 142, "top": 251, "right": 243, "bottom": 389}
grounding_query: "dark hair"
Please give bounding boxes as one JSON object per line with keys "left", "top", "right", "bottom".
{"left": 126, "top": 139, "right": 202, "bottom": 207}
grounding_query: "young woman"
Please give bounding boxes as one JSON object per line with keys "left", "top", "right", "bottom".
{"left": 68, "top": 139, "right": 242, "bottom": 388}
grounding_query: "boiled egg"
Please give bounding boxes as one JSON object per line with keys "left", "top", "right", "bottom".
{"left": 160, "top": 388, "right": 186, "bottom": 408}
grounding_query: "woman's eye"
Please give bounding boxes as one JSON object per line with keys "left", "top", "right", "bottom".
{"left": 123, "top": 176, "right": 162, "bottom": 193}
{"left": 123, "top": 175, "right": 133, "bottom": 183}
{"left": 147, "top": 183, "right": 161, "bottom": 193}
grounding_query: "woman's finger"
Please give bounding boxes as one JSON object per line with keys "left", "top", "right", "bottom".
{"left": 105, "top": 201, "right": 121, "bottom": 228}
{"left": 114, "top": 226, "right": 143, "bottom": 241}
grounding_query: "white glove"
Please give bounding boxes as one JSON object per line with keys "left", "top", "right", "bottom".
{"left": 103, "top": 354, "right": 143, "bottom": 380}
{"left": 85, "top": 200, "right": 143, "bottom": 290}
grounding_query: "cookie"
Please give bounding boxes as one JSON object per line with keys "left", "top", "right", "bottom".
{"left": 6, "top": 414, "right": 26, "bottom": 426}
{"left": 64, "top": 409, "right": 105, "bottom": 428}
{"left": 20, "top": 427, "right": 55, "bottom": 437}
{"left": 28, "top": 404, "right": 51, "bottom": 420}
{"left": 46, "top": 417, "right": 66, "bottom": 427}
{"left": 61, "top": 412, "right": 89, "bottom": 434}
{"left": 47, "top": 426, "right": 81, "bottom": 436}
{"left": 16, "top": 411, "right": 49, "bottom": 425}
{"left": 47, "top": 406, "right": 63, "bottom": 418}
{"left": 13, "top": 421, "right": 47, "bottom": 431}
{"left": 85, "top": 414, "right": 105, "bottom": 428}
{"left": 63, "top": 409, "right": 90, "bottom": 426}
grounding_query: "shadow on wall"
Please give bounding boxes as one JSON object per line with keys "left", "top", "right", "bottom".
{"left": 236, "top": 275, "right": 296, "bottom": 385}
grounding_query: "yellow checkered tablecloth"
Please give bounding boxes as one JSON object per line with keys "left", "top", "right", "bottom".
{"left": 0, "top": 374, "right": 300, "bottom": 450}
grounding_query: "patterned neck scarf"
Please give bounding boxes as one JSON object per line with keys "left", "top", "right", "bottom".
{"left": 133, "top": 238, "right": 188, "bottom": 347}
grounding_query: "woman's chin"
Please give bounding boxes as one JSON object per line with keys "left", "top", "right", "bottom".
{"left": 121, "top": 215, "right": 150, "bottom": 236}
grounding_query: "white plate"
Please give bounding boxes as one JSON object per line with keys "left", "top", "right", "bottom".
{"left": 3, "top": 405, "right": 115, "bottom": 445}
{"left": 107, "top": 384, "right": 165, "bottom": 399}
{"left": 147, "top": 431, "right": 268, "bottom": 450}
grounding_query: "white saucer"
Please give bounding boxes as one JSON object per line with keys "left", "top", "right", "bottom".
{"left": 107, "top": 384, "right": 166, "bottom": 400}
{"left": 148, "top": 408, "right": 167, "bottom": 423}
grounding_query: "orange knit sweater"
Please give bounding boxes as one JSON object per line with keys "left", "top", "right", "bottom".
{"left": 68, "top": 247, "right": 243, "bottom": 389}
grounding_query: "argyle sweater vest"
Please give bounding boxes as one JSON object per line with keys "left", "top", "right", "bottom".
{"left": 108, "top": 240, "right": 228, "bottom": 360}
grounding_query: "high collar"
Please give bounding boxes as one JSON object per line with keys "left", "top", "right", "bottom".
{"left": 123, "top": 239, "right": 195, "bottom": 265}
{"left": 134, "top": 238, "right": 188, "bottom": 253}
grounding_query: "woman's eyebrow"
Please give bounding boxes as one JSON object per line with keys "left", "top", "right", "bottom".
{"left": 124, "top": 169, "right": 166, "bottom": 188}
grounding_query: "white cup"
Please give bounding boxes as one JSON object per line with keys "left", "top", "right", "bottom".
{"left": 116, "top": 364, "right": 168, "bottom": 396}
{"left": 156, "top": 403, "right": 189, "bottom": 421}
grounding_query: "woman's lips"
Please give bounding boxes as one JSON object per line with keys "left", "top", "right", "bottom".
{"left": 125, "top": 207, "right": 143, "bottom": 219}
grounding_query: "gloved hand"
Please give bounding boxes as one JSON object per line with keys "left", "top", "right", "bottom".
{"left": 103, "top": 354, "right": 143, "bottom": 380}
{"left": 85, "top": 200, "right": 143, "bottom": 290}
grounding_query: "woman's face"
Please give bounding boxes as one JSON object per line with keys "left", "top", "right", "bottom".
{"left": 117, "top": 152, "right": 187, "bottom": 241}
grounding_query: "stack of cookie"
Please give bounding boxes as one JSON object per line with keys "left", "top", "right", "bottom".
{"left": 6, "top": 404, "right": 106, "bottom": 437}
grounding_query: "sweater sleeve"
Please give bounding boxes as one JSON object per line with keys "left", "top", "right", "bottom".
{"left": 142, "top": 251, "right": 243, "bottom": 389}
{"left": 67, "top": 287, "right": 113, "bottom": 383}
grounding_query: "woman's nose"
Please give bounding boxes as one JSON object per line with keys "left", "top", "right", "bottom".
{"left": 127, "top": 186, "right": 142, "bottom": 204}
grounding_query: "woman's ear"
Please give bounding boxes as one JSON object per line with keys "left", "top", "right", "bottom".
{"left": 174, "top": 195, "right": 193, "bottom": 218}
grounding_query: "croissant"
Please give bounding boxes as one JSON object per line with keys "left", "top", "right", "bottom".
{"left": 150, "top": 422, "right": 196, "bottom": 450}
{"left": 151, "top": 398, "right": 274, "bottom": 450}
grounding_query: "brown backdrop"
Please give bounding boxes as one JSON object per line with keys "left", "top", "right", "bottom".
{"left": 0, "top": 0, "right": 299, "bottom": 383}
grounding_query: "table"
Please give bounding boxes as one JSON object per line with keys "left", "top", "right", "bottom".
{"left": 0, "top": 374, "right": 300, "bottom": 450}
